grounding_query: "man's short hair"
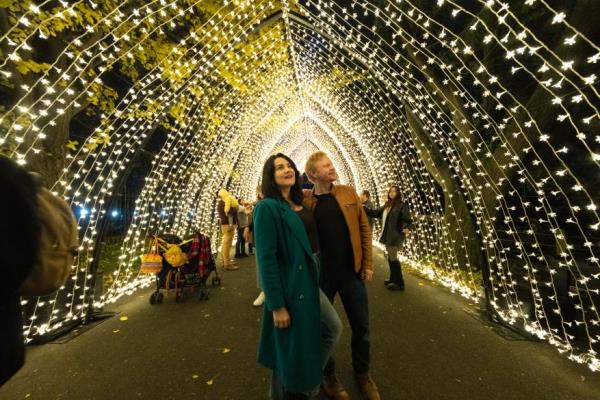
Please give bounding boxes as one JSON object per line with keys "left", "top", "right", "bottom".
{"left": 304, "top": 151, "right": 328, "bottom": 181}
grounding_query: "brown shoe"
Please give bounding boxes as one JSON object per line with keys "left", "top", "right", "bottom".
{"left": 354, "top": 372, "right": 380, "bottom": 400}
{"left": 321, "top": 375, "right": 350, "bottom": 400}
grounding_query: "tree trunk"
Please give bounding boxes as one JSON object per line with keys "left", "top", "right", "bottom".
{"left": 404, "top": 103, "right": 485, "bottom": 272}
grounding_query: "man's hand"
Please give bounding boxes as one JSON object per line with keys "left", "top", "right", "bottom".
{"left": 272, "top": 307, "right": 291, "bottom": 328}
{"left": 243, "top": 227, "right": 251, "bottom": 242}
{"left": 403, "top": 228, "right": 411, "bottom": 237}
{"left": 361, "top": 268, "right": 373, "bottom": 282}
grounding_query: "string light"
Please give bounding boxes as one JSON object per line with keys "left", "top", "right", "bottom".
{"left": 1, "top": 0, "right": 599, "bottom": 372}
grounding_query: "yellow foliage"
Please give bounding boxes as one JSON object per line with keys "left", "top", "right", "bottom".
{"left": 169, "top": 101, "right": 189, "bottom": 125}
{"left": 330, "top": 65, "right": 363, "bottom": 87}
{"left": 88, "top": 82, "right": 118, "bottom": 114}
{"left": 66, "top": 140, "right": 79, "bottom": 151}
{"left": 14, "top": 60, "right": 52, "bottom": 75}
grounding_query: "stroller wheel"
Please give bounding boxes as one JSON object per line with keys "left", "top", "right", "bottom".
{"left": 198, "top": 288, "right": 209, "bottom": 301}
{"left": 150, "top": 292, "right": 162, "bottom": 305}
{"left": 175, "top": 291, "right": 185, "bottom": 303}
{"left": 212, "top": 276, "right": 221, "bottom": 287}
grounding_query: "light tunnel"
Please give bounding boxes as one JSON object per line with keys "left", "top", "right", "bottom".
{"left": 1, "top": 0, "right": 599, "bottom": 373}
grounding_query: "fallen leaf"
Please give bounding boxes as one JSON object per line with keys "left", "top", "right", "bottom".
{"left": 113, "top": 329, "right": 120, "bottom": 333}
{"left": 222, "top": 348, "right": 231, "bottom": 354}
{"left": 204, "top": 314, "right": 211, "bottom": 318}
{"left": 192, "top": 374, "right": 199, "bottom": 379}
{"left": 206, "top": 373, "right": 220, "bottom": 385}
{"left": 418, "top": 283, "right": 424, "bottom": 286}
{"left": 120, "top": 316, "right": 129, "bottom": 321}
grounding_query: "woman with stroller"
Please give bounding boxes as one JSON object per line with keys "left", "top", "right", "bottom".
{"left": 253, "top": 153, "right": 342, "bottom": 400}
{"left": 364, "top": 185, "right": 413, "bottom": 291}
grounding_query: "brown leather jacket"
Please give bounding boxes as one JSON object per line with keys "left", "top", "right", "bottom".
{"left": 303, "top": 184, "right": 373, "bottom": 273}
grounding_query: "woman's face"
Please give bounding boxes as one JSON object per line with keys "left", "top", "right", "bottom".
{"left": 388, "top": 187, "right": 398, "bottom": 200}
{"left": 273, "top": 157, "right": 296, "bottom": 189}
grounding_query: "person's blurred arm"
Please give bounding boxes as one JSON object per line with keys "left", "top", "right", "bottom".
{"left": 363, "top": 204, "right": 383, "bottom": 219}
{"left": 0, "top": 156, "right": 40, "bottom": 296}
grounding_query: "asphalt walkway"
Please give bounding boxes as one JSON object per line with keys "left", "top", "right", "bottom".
{"left": 1, "top": 250, "right": 599, "bottom": 400}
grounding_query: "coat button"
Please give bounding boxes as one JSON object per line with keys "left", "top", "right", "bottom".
{"left": 299, "top": 294, "right": 304, "bottom": 300}
{"left": 299, "top": 265, "right": 303, "bottom": 270}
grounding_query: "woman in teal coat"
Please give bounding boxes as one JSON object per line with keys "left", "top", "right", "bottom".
{"left": 254, "top": 153, "right": 341, "bottom": 399}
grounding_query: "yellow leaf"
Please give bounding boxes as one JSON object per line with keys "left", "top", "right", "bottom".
{"left": 119, "top": 316, "right": 128, "bottom": 321}
{"left": 222, "top": 348, "right": 231, "bottom": 354}
{"left": 206, "top": 379, "right": 214, "bottom": 386}
{"left": 66, "top": 140, "right": 78, "bottom": 150}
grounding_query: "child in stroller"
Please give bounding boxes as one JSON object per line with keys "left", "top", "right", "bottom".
{"left": 149, "top": 232, "right": 220, "bottom": 304}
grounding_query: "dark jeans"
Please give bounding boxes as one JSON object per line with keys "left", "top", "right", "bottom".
{"left": 235, "top": 227, "right": 246, "bottom": 256}
{"left": 321, "top": 274, "right": 370, "bottom": 375}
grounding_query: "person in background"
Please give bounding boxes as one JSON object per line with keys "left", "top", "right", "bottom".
{"left": 364, "top": 185, "right": 412, "bottom": 291}
{"left": 0, "top": 156, "right": 40, "bottom": 387}
{"left": 304, "top": 151, "right": 378, "bottom": 400}
{"left": 254, "top": 153, "right": 342, "bottom": 400}
{"left": 360, "top": 190, "right": 375, "bottom": 230}
{"left": 300, "top": 171, "right": 314, "bottom": 190}
{"left": 246, "top": 201, "right": 255, "bottom": 256}
{"left": 217, "top": 189, "right": 239, "bottom": 270}
{"left": 235, "top": 200, "right": 249, "bottom": 258}
{"left": 246, "top": 186, "right": 265, "bottom": 306}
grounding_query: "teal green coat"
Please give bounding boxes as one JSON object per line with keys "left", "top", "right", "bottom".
{"left": 253, "top": 198, "right": 322, "bottom": 393}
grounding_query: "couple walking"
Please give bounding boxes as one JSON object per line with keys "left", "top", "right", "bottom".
{"left": 253, "top": 151, "right": 379, "bottom": 400}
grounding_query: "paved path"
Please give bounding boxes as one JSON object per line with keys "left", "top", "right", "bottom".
{"left": 2, "top": 250, "right": 599, "bottom": 400}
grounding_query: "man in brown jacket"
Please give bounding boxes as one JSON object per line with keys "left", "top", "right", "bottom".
{"left": 304, "top": 152, "right": 379, "bottom": 400}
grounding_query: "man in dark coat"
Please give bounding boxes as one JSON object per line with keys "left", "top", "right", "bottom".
{"left": 0, "top": 156, "right": 40, "bottom": 387}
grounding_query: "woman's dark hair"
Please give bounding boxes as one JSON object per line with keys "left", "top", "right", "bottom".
{"left": 261, "top": 153, "right": 304, "bottom": 206}
{"left": 362, "top": 190, "right": 370, "bottom": 199}
{"left": 384, "top": 185, "right": 403, "bottom": 210}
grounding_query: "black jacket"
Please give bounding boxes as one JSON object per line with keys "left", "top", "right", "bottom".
{"left": 0, "top": 156, "right": 40, "bottom": 386}
{"left": 365, "top": 202, "right": 412, "bottom": 247}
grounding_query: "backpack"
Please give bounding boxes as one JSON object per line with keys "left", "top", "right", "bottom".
{"left": 20, "top": 187, "right": 79, "bottom": 296}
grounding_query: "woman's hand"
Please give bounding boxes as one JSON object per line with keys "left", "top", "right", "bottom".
{"left": 272, "top": 307, "right": 291, "bottom": 329}
{"left": 243, "top": 227, "right": 251, "bottom": 242}
{"left": 403, "top": 228, "right": 411, "bottom": 237}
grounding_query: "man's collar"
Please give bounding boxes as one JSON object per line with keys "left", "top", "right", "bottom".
{"left": 312, "top": 182, "right": 335, "bottom": 196}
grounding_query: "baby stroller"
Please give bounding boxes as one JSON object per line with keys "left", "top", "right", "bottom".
{"left": 146, "top": 232, "right": 220, "bottom": 305}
